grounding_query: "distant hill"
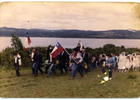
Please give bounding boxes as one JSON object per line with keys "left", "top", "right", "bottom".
{"left": 0, "top": 27, "right": 140, "bottom": 39}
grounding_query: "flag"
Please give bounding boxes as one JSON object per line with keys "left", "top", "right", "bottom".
{"left": 51, "top": 42, "right": 63, "bottom": 58}
{"left": 24, "top": 32, "right": 31, "bottom": 51}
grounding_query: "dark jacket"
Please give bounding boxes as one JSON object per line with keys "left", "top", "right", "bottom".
{"left": 38, "top": 53, "right": 42, "bottom": 64}
{"left": 46, "top": 46, "right": 53, "bottom": 60}
{"left": 88, "top": 55, "right": 92, "bottom": 64}
{"left": 82, "top": 52, "right": 89, "bottom": 64}
{"left": 58, "top": 52, "right": 68, "bottom": 64}
{"left": 13, "top": 57, "right": 20, "bottom": 66}
{"left": 33, "top": 52, "right": 38, "bottom": 62}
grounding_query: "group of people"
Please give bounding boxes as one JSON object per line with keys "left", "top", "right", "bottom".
{"left": 13, "top": 40, "right": 140, "bottom": 80}
{"left": 118, "top": 52, "right": 140, "bottom": 72}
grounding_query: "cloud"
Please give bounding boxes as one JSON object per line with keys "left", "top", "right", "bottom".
{"left": 0, "top": 2, "right": 139, "bottom": 31}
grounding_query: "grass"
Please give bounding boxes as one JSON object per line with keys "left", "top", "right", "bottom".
{"left": 0, "top": 66, "right": 140, "bottom": 98}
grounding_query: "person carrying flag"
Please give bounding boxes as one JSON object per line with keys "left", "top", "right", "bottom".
{"left": 47, "top": 42, "right": 63, "bottom": 77}
{"left": 71, "top": 48, "right": 83, "bottom": 79}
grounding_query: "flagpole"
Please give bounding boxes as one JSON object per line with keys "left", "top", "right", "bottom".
{"left": 56, "top": 40, "right": 77, "bottom": 63}
{"left": 27, "top": 31, "right": 31, "bottom": 55}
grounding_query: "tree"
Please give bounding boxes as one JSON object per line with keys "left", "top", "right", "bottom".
{"left": 103, "top": 44, "right": 115, "bottom": 49}
{"left": 11, "top": 33, "right": 24, "bottom": 51}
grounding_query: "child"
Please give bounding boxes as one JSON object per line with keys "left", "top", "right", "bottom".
{"left": 13, "top": 53, "right": 20, "bottom": 77}
{"left": 106, "top": 54, "right": 115, "bottom": 80}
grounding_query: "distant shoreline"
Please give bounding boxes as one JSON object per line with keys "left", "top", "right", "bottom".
{"left": 1, "top": 27, "right": 140, "bottom": 39}
{"left": 0, "top": 36, "right": 140, "bottom": 40}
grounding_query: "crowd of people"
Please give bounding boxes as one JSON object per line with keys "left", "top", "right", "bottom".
{"left": 13, "top": 40, "right": 140, "bottom": 80}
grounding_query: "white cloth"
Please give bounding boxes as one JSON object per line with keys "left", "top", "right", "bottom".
{"left": 77, "top": 41, "right": 83, "bottom": 51}
{"left": 118, "top": 52, "right": 126, "bottom": 70}
{"left": 133, "top": 57, "right": 139, "bottom": 68}
{"left": 125, "top": 58, "right": 131, "bottom": 69}
{"left": 50, "top": 53, "right": 52, "bottom": 62}
{"left": 15, "top": 57, "right": 17, "bottom": 63}
{"left": 17, "top": 54, "right": 21, "bottom": 65}
{"left": 76, "top": 52, "right": 83, "bottom": 63}
{"left": 31, "top": 52, "right": 34, "bottom": 61}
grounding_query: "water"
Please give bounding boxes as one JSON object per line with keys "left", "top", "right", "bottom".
{"left": 0, "top": 37, "right": 140, "bottom": 51}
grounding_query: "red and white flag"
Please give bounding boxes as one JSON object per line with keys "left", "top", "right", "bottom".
{"left": 24, "top": 32, "right": 31, "bottom": 51}
{"left": 51, "top": 42, "right": 63, "bottom": 58}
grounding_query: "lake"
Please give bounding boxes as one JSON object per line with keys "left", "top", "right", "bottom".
{"left": 0, "top": 37, "right": 140, "bottom": 51}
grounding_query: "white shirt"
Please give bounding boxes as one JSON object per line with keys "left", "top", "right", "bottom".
{"left": 15, "top": 56, "right": 17, "bottom": 63}
{"left": 50, "top": 53, "right": 52, "bottom": 62}
{"left": 31, "top": 52, "right": 34, "bottom": 61}
{"left": 76, "top": 52, "right": 83, "bottom": 63}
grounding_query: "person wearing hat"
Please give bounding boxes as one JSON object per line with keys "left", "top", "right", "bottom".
{"left": 71, "top": 48, "right": 83, "bottom": 79}
{"left": 13, "top": 53, "right": 20, "bottom": 77}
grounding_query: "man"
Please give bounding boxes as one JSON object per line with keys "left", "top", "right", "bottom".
{"left": 88, "top": 52, "right": 93, "bottom": 71}
{"left": 47, "top": 55, "right": 58, "bottom": 77}
{"left": 58, "top": 50, "right": 68, "bottom": 74}
{"left": 82, "top": 49, "right": 89, "bottom": 74}
{"left": 71, "top": 48, "right": 83, "bottom": 79}
{"left": 16, "top": 51, "right": 21, "bottom": 66}
{"left": 35, "top": 49, "right": 43, "bottom": 76}
{"left": 45, "top": 46, "right": 53, "bottom": 74}
{"left": 29, "top": 48, "right": 36, "bottom": 76}
{"left": 13, "top": 53, "right": 20, "bottom": 77}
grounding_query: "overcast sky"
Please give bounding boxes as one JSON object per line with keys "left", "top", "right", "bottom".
{"left": 0, "top": 2, "right": 140, "bottom": 31}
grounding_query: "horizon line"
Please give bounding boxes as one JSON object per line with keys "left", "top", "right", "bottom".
{"left": 1, "top": 27, "right": 140, "bottom": 32}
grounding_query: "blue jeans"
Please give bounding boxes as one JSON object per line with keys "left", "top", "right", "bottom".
{"left": 48, "top": 63, "right": 56, "bottom": 76}
{"left": 80, "top": 62, "right": 88, "bottom": 74}
{"left": 72, "top": 63, "right": 83, "bottom": 78}
{"left": 31, "top": 61, "right": 35, "bottom": 75}
{"left": 109, "top": 67, "right": 114, "bottom": 78}
{"left": 15, "top": 64, "right": 20, "bottom": 76}
{"left": 89, "top": 64, "right": 93, "bottom": 71}
{"left": 71, "top": 63, "right": 75, "bottom": 77}
{"left": 45, "top": 64, "right": 49, "bottom": 74}
{"left": 35, "top": 61, "right": 43, "bottom": 75}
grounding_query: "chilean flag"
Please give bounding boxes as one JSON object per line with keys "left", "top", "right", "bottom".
{"left": 24, "top": 32, "right": 31, "bottom": 51}
{"left": 51, "top": 42, "right": 63, "bottom": 58}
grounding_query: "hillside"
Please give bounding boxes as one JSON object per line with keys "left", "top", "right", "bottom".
{"left": 1, "top": 27, "right": 140, "bottom": 39}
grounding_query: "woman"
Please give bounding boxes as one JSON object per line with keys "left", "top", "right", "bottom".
{"left": 118, "top": 52, "right": 126, "bottom": 72}
{"left": 125, "top": 55, "right": 131, "bottom": 72}
{"left": 132, "top": 53, "right": 139, "bottom": 71}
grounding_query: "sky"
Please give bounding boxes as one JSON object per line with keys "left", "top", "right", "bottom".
{"left": 0, "top": 2, "right": 140, "bottom": 31}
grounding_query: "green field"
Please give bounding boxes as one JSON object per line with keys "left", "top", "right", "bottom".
{"left": 0, "top": 66, "right": 140, "bottom": 98}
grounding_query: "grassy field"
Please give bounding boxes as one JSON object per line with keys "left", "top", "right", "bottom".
{"left": 0, "top": 66, "right": 140, "bottom": 98}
